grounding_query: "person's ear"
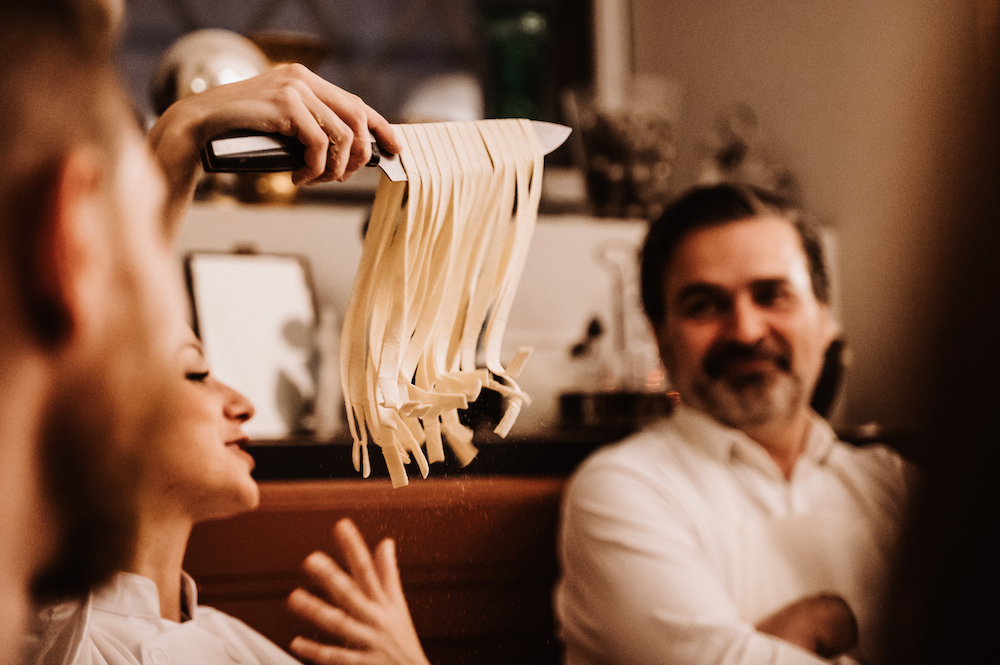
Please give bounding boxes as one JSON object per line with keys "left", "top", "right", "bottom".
{"left": 32, "top": 148, "right": 108, "bottom": 347}
{"left": 817, "top": 302, "right": 839, "bottom": 348}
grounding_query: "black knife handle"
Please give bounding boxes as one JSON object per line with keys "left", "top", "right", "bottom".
{"left": 202, "top": 132, "right": 380, "bottom": 173}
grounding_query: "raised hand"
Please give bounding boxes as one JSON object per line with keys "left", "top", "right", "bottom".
{"left": 147, "top": 64, "right": 400, "bottom": 237}
{"left": 286, "top": 519, "right": 430, "bottom": 665}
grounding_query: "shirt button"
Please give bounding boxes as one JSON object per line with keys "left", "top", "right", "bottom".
{"left": 225, "top": 642, "right": 244, "bottom": 663}
{"left": 148, "top": 648, "right": 170, "bottom": 665}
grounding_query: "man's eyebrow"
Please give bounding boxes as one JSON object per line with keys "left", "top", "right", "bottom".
{"left": 748, "top": 277, "right": 793, "bottom": 290}
{"left": 673, "top": 282, "right": 728, "bottom": 303}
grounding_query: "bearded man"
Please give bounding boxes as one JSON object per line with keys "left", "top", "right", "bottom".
{"left": 555, "top": 184, "right": 916, "bottom": 665}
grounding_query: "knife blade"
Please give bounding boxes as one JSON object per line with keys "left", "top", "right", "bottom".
{"left": 201, "top": 121, "right": 571, "bottom": 183}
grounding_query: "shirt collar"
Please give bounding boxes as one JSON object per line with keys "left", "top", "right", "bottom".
{"left": 669, "top": 403, "right": 837, "bottom": 475}
{"left": 89, "top": 571, "right": 200, "bottom": 622}
{"left": 90, "top": 572, "right": 161, "bottom": 619}
{"left": 179, "top": 571, "right": 199, "bottom": 621}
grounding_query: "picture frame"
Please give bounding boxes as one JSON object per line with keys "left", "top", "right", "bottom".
{"left": 185, "top": 251, "right": 319, "bottom": 440}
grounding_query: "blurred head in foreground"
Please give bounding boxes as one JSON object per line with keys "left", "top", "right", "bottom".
{"left": 0, "top": 0, "right": 187, "bottom": 657}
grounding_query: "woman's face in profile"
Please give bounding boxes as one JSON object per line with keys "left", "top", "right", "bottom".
{"left": 150, "top": 327, "right": 260, "bottom": 522}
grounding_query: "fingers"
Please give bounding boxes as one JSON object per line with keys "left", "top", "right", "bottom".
{"left": 275, "top": 65, "right": 392, "bottom": 184}
{"left": 327, "top": 98, "right": 373, "bottom": 177}
{"left": 290, "top": 635, "right": 366, "bottom": 665}
{"left": 370, "top": 117, "right": 401, "bottom": 156}
{"left": 301, "top": 550, "right": 381, "bottom": 625}
{"left": 291, "top": 525, "right": 430, "bottom": 665}
{"left": 372, "top": 537, "right": 406, "bottom": 604}
{"left": 809, "top": 594, "right": 858, "bottom": 658}
{"left": 183, "top": 64, "right": 395, "bottom": 186}
{"left": 275, "top": 83, "right": 339, "bottom": 185}
{"left": 334, "top": 518, "right": 387, "bottom": 602}
{"left": 287, "top": 588, "right": 375, "bottom": 647}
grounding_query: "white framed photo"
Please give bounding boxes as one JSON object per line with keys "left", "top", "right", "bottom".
{"left": 185, "top": 251, "right": 318, "bottom": 440}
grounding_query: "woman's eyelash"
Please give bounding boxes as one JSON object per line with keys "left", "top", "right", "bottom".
{"left": 185, "top": 371, "right": 210, "bottom": 382}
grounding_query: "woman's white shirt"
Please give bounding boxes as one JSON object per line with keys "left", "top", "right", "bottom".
{"left": 26, "top": 572, "right": 301, "bottom": 665}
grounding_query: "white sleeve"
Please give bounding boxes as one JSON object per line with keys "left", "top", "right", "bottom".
{"left": 555, "top": 460, "right": 829, "bottom": 665}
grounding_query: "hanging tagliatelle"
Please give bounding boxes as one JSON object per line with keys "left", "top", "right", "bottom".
{"left": 340, "top": 119, "right": 546, "bottom": 487}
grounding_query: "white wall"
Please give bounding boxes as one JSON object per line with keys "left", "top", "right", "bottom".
{"left": 174, "top": 1, "right": 984, "bottom": 434}
{"left": 631, "top": 0, "right": 981, "bottom": 429}
{"left": 177, "top": 203, "right": 655, "bottom": 435}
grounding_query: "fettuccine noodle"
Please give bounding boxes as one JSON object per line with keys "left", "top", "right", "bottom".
{"left": 340, "top": 119, "right": 544, "bottom": 487}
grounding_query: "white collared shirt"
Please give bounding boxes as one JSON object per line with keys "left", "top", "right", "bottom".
{"left": 27, "top": 572, "right": 300, "bottom": 665}
{"left": 554, "top": 406, "right": 916, "bottom": 665}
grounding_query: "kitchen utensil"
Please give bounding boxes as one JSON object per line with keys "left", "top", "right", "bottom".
{"left": 201, "top": 120, "right": 571, "bottom": 182}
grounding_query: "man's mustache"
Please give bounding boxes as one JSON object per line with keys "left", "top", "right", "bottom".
{"left": 703, "top": 340, "right": 791, "bottom": 379}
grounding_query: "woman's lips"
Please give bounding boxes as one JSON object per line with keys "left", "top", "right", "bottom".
{"left": 226, "top": 437, "right": 249, "bottom": 451}
{"left": 226, "top": 438, "right": 255, "bottom": 469}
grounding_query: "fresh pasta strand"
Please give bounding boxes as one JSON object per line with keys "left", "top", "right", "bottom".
{"left": 340, "top": 119, "right": 545, "bottom": 487}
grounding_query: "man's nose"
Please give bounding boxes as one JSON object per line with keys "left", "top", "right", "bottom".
{"left": 726, "top": 298, "right": 768, "bottom": 344}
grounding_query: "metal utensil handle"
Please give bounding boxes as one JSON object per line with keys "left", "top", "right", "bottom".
{"left": 201, "top": 132, "right": 379, "bottom": 173}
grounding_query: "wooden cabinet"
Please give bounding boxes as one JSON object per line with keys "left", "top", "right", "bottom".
{"left": 184, "top": 476, "right": 567, "bottom": 664}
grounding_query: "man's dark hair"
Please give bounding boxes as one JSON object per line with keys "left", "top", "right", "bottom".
{"left": 639, "top": 183, "right": 830, "bottom": 326}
